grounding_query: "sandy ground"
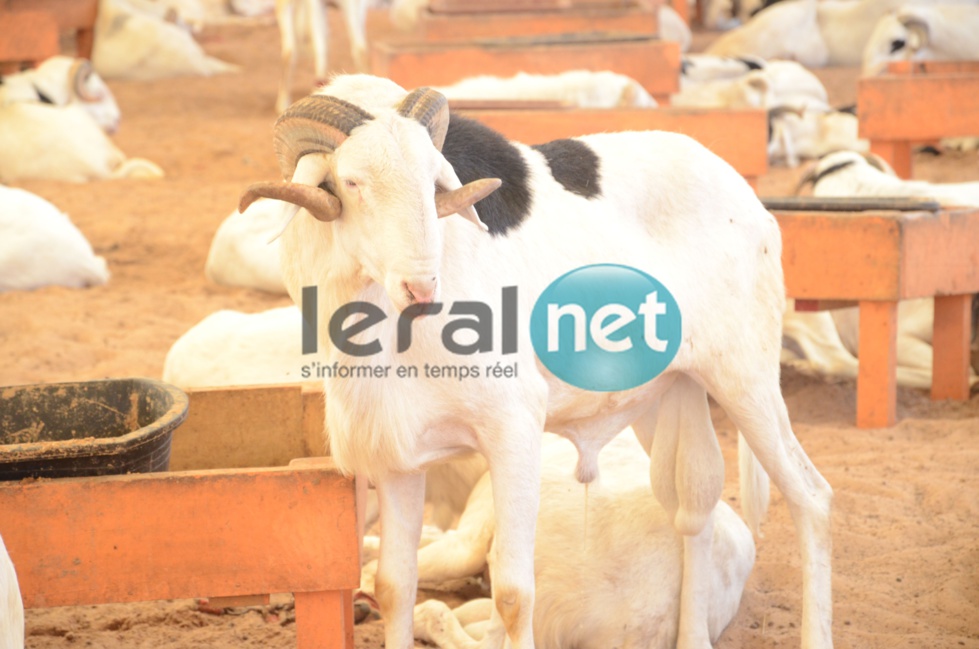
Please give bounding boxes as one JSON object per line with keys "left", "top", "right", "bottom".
{"left": 3, "top": 17, "right": 979, "bottom": 649}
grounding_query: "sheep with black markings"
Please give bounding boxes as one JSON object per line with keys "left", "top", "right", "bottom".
{"left": 863, "top": 3, "right": 979, "bottom": 75}
{"left": 361, "top": 430, "right": 757, "bottom": 649}
{"left": 239, "top": 73, "right": 833, "bottom": 649}
{"left": 707, "top": 0, "right": 979, "bottom": 67}
{"left": 0, "top": 56, "right": 121, "bottom": 134}
{"left": 782, "top": 150, "right": 979, "bottom": 387}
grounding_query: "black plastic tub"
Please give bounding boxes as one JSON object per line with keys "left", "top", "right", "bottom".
{"left": 0, "top": 378, "right": 189, "bottom": 481}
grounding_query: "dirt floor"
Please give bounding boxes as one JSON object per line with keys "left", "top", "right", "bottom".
{"left": 4, "top": 16, "right": 979, "bottom": 649}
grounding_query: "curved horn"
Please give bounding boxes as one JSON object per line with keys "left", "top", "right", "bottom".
{"left": 273, "top": 95, "right": 375, "bottom": 179}
{"left": 239, "top": 181, "right": 342, "bottom": 222}
{"left": 899, "top": 14, "right": 930, "bottom": 51}
{"left": 70, "top": 59, "right": 103, "bottom": 103}
{"left": 398, "top": 88, "right": 449, "bottom": 151}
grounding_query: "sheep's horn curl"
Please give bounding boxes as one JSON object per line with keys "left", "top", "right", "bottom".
{"left": 398, "top": 87, "right": 449, "bottom": 151}
{"left": 899, "top": 15, "right": 930, "bottom": 51}
{"left": 239, "top": 181, "right": 342, "bottom": 222}
{"left": 70, "top": 59, "right": 103, "bottom": 103}
{"left": 273, "top": 95, "right": 375, "bottom": 179}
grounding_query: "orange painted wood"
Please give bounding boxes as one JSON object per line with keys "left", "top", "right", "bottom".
{"left": 0, "top": 10, "right": 59, "bottom": 69}
{"left": 457, "top": 107, "right": 768, "bottom": 181}
{"left": 887, "top": 60, "right": 979, "bottom": 75}
{"left": 416, "top": 6, "right": 658, "bottom": 41}
{"left": 869, "top": 140, "right": 913, "bottom": 179}
{"left": 931, "top": 294, "right": 973, "bottom": 401}
{"left": 371, "top": 36, "right": 681, "bottom": 99}
{"left": 774, "top": 207, "right": 979, "bottom": 426}
{"left": 295, "top": 589, "right": 354, "bottom": 649}
{"left": 671, "top": 0, "right": 688, "bottom": 23}
{"left": 858, "top": 75, "right": 979, "bottom": 141}
{"left": 857, "top": 300, "right": 898, "bottom": 428}
{"left": 4, "top": 0, "right": 99, "bottom": 58}
{"left": 0, "top": 461, "right": 360, "bottom": 609}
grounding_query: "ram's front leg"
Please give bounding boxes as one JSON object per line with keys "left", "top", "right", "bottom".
{"left": 375, "top": 471, "right": 427, "bottom": 649}
{"left": 483, "top": 422, "right": 542, "bottom": 649}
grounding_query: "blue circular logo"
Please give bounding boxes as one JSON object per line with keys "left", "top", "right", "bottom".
{"left": 530, "top": 264, "right": 682, "bottom": 392}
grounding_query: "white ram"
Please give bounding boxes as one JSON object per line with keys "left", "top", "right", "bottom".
{"left": 205, "top": 199, "right": 288, "bottom": 293}
{"left": 434, "top": 70, "right": 657, "bottom": 109}
{"left": 0, "top": 186, "right": 109, "bottom": 291}
{"left": 863, "top": 3, "right": 979, "bottom": 75}
{"left": 707, "top": 0, "right": 979, "bottom": 67}
{"left": 782, "top": 150, "right": 979, "bottom": 387}
{"left": 362, "top": 431, "right": 756, "bottom": 649}
{"left": 93, "top": 0, "right": 238, "bottom": 80}
{"left": 238, "top": 73, "right": 833, "bottom": 649}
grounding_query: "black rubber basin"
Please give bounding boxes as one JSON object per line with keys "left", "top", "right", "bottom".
{"left": 0, "top": 378, "right": 189, "bottom": 480}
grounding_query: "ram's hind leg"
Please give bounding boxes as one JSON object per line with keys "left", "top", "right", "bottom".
{"left": 711, "top": 374, "right": 834, "bottom": 649}
{"left": 633, "top": 373, "right": 724, "bottom": 649}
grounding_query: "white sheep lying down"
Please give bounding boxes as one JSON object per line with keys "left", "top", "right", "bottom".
{"left": 362, "top": 431, "right": 756, "bottom": 649}
{"left": 0, "top": 532, "right": 24, "bottom": 649}
{"left": 782, "top": 150, "right": 979, "bottom": 388}
{"left": 0, "top": 186, "right": 109, "bottom": 292}
{"left": 435, "top": 70, "right": 658, "bottom": 109}
{"left": 863, "top": 3, "right": 979, "bottom": 75}
{"left": 93, "top": 0, "right": 238, "bottom": 80}
{"left": 0, "top": 56, "right": 162, "bottom": 182}
{"left": 205, "top": 199, "right": 288, "bottom": 293}
{"left": 240, "top": 74, "right": 833, "bottom": 649}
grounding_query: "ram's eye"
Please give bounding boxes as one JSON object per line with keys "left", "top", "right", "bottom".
{"left": 889, "top": 38, "right": 906, "bottom": 54}
{"left": 344, "top": 179, "right": 358, "bottom": 189}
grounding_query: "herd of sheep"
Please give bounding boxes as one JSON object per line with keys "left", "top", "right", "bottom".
{"left": 2, "top": 0, "right": 978, "bottom": 647}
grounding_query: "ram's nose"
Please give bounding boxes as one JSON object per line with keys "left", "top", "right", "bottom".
{"left": 403, "top": 276, "right": 438, "bottom": 305}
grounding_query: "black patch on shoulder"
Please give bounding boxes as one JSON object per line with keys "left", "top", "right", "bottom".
{"left": 441, "top": 114, "right": 532, "bottom": 236}
{"left": 836, "top": 104, "right": 857, "bottom": 116}
{"left": 531, "top": 139, "right": 602, "bottom": 199}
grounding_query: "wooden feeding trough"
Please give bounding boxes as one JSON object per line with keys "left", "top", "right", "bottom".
{"left": 764, "top": 198, "right": 979, "bottom": 429}
{"left": 0, "top": 383, "right": 363, "bottom": 649}
{"left": 0, "top": 0, "right": 100, "bottom": 61}
{"left": 858, "top": 60, "right": 979, "bottom": 179}
{"left": 371, "top": 33, "right": 681, "bottom": 104}
{"left": 0, "top": 9, "right": 59, "bottom": 73}
{"left": 455, "top": 103, "right": 768, "bottom": 190}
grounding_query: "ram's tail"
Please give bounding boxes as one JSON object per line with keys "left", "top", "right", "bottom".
{"left": 738, "top": 432, "right": 770, "bottom": 536}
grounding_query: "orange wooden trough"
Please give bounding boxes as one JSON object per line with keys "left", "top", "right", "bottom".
{"left": 858, "top": 61, "right": 979, "bottom": 179}
{"left": 371, "top": 34, "right": 681, "bottom": 103}
{"left": 456, "top": 104, "right": 768, "bottom": 190}
{"left": 0, "top": 0, "right": 99, "bottom": 60}
{"left": 0, "top": 383, "right": 363, "bottom": 649}
{"left": 770, "top": 202, "right": 979, "bottom": 428}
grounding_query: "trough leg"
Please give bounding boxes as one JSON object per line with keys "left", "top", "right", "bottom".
{"left": 857, "top": 300, "right": 898, "bottom": 428}
{"left": 295, "top": 589, "right": 354, "bottom": 649}
{"left": 375, "top": 472, "right": 426, "bottom": 649}
{"left": 869, "top": 140, "right": 913, "bottom": 179}
{"left": 931, "top": 294, "right": 972, "bottom": 401}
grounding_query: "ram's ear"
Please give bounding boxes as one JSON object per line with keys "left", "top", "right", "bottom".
{"left": 899, "top": 14, "right": 930, "bottom": 50}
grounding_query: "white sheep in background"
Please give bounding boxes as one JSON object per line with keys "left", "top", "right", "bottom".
{"left": 863, "top": 3, "right": 979, "bottom": 75}
{"left": 205, "top": 199, "right": 288, "bottom": 294}
{"left": 0, "top": 186, "right": 109, "bottom": 292}
{"left": 781, "top": 150, "right": 979, "bottom": 387}
{"left": 658, "top": 4, "right": 692, "bottom": 53}
{"left": 680, "top": 54, "right": 767, "bottom": 87}
{"left": 240, "top": 74, "right": 833, "bottom": 649}
{"left": 675, "top": 58, "right": 827, "bottom": 109}
{"left": 93, "top": 0, "right": 239, "bottom": 80}
{"left": 0, "top": 57, "right": 121, "bottom": 134}
{"left": 0, "top": 532, "right": 24, "bottom": 649}
{"left": 361, "top": 431, "right": 756, "bottom": 649}
{"left": 162, "top": 307, "right": 308, "bottom": 388}
{"left": 707, "top": 0, "right": 979, "bottom": 67}
{"left": 0, "top": 102, "right": 163, "bottom": 183}
{"left": 435, "top": 70, "right": 658, "bottom": 109}
{"left": 275, "top": 0, "right": 427, "bottom": 113}
{"left": 768, "top": 108, "right": 867, "bottom": 167}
